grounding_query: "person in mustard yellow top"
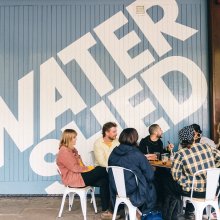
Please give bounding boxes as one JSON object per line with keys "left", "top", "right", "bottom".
{"left": 56, "top": 129, "right": 115, "bottom": 220}
{"left": 93, "top": 122, "right": 120, "bottom": 167}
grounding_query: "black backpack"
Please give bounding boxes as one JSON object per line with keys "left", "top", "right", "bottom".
{"left": 162, "top": 194, "right": 183, "bottom": 220}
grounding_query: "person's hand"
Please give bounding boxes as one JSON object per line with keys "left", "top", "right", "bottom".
{"left": 145, "top": 154, "right": 157, "bottom": 161}
{"left": 167, "top": 143, "right": 174, "bottom": 151}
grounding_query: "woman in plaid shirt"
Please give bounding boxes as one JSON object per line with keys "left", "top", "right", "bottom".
{"left": 161, "top": 125, "right": 220, "bottom": 219}
{"left": 172, "top": 125, "right": 220, "bottom": 194}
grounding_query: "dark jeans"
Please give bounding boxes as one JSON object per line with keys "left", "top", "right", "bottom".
{"left": 156, "top": 168, "right": 205, "bottom": 212}
{"left": 81, "top": 166, "right": 110, "bottom": 211}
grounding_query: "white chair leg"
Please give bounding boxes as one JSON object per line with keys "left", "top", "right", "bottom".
{"left": 128, "top": 206, "right": 137, "bottom": 220}
{"left": 182, "top": 198, "right": 186, "bottom": 212}
{"left": 137, "top": 208, "right": 142, "bottom": 216}
{"left": 58, "top": 192, "right": 67, "bottom": 217}
{"left": 206, "top": 205, "right": 211, "bottom": 220}
{"left": 68, "top": 192, "right": 75, "bottom": 211}
{"left": 195, "top": 212, "right": 204, "bottom": 220}
{"left": 124, "top": 205, "right": 129, "bottom": 220}
{"left": 90, "top": 187, "right": 95, "bottom": 204}
{"left": 91, "top": 189, "right": 97, "bottom": 213}
{"left": 195, "top": 205, "right": 204, "bottom": 220}
{"left": 112, "top": 199, "right": 120, "bottom": 220}
{"left": 79, "top": 192, "right": 87, "bottom": 220}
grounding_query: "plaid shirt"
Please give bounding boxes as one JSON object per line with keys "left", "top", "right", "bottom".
{"left": 171, "top": 143, "right": 220, "bottom": 192}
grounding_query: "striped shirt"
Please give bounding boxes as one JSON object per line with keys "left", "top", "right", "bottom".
{"left": 171, "top": 143, "right": 220, "bottom": 192}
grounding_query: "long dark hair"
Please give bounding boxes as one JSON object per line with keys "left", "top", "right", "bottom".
{"left": 119, "top": 128, "right": 138, "bottom": 146}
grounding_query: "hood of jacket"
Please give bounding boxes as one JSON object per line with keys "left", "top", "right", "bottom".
{"left": 108, "top": 143, "right": 139, "bottom": 165}
{"left": 111, "top": 143, "right": 136, "bottom": 155}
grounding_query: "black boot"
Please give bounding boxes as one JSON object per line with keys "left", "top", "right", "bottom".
{"left": 184, "top": 211, "right": 195, "bottom": 220}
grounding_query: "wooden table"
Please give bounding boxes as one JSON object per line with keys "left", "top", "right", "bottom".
{"left": 149, "top": 160, "right": 172, "bottom": 168}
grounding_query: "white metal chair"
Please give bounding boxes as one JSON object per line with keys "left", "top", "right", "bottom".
{"left": 88, "top": 150, "right": 96, "bottom": 204}
{"left": 182, "top": 168, "right": 220, "bottom": 220}
{"left": 56, "top": 166, "right": 97, "bottom": 220}
{"left": 107, "top": 166, "right": 142, "bottom": 220}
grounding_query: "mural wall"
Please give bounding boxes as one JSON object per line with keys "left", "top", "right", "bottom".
{"left": 0, "top": 0, "right": 209, "bottom": 194}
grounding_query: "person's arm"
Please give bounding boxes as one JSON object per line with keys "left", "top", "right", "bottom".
{"left": 93, "top": 142, "right": 107, "bottom": 167}
{"left": 212, "top": 148, "right": 220, "bottom": 168}
{"left": 57, "top": 149, "right": 88, "bottom": 173}
{"left": 163, "top": 141, "right": 174, "bottom": 153}
{"left": 139, "top": 153, "right": 154, "bottom": 182}
{"left": 78, "top": 155, "right": 86, "bottom": 166}
{"left": 139, "top": 139, "right": 157, "bottom": 160}
{"left": 201, "top": 137, "right": 217, "bottom": 148}
{"left": 138, "top": 139, "right": 147, "bottom": 154}
{"left": 145, "top": 154, "right": 157, "bottom": 161}
{"left": 171, "top": 152, "right": 183, "bottom": 181}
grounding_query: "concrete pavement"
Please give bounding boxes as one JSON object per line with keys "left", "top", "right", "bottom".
{"left": 0, "top": 196, "right": 103, "bottom": 220}
{"left": 0, "top": 196, "right": 213, "bottom": 220}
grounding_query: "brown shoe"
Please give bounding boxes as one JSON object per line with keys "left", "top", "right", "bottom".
{"left": 101, "top": 211, "right": 113, "bottom": 220}
{"left": 101, "top": 210, "right": 120, "bottom": 220}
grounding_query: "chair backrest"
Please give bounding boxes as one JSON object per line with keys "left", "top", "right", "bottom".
{"left": 191, "top": 168, "right": 220, "bottom": 200}
{"left": 89, "top": 151, "right": 96, "bottom": 166}
{"left": 107, "top": 166, "right": 138, "bottom": 198}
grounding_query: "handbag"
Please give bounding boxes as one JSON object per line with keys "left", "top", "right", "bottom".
{"left": 141, "top": 211, "right": 163, "bottom": 220}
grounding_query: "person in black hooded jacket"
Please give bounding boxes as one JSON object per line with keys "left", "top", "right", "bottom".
{"left": 108, "top": 128, "right": 157, "bottom": 215}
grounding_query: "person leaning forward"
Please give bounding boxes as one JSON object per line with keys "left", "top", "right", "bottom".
{"left": 161, "top": 125, "right": 220, "bottom": 219}
{"left": 139, "top": 124, "right": 174, "bottom": 161}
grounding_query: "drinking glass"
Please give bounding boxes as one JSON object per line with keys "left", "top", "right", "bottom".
{"left": 154, "top": 152, "right": 160, "bottom": 161}
{"left": 161, "top": 153, "right": 169, "bottom": 164}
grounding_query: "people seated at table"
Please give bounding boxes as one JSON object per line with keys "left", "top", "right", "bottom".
{"left": 161, "top": 125, "right": 220, "bottom": 219}
{"left": 108, "top": 128, "right": 157, "bottom": 215}
{"left": 93, "top": 122, "right": 119, "bottom": 167}
{"left": 56, "top": 129, "right": 113, "bottom": 220}
{"left": 139, "top": 124, "right": 174, "bottom": 160}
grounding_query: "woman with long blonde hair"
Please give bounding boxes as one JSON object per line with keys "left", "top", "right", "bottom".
{"left": 56, "top": 129, "right": 114, "bottom": 220}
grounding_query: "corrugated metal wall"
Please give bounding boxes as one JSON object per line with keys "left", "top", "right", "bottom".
{"left": 0, "top": 0, "right": 209, "bottom": 194}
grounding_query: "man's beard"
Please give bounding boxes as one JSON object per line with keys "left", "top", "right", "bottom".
{"left": 108, "top": 136, "right": 116, "bottom": 141}
{"left": 157, "top": 134, "right": 162, "bottom": 139}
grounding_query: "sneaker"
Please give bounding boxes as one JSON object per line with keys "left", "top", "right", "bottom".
{"left": 203, "top": 212, "right": 217, "bottom": 220}
{"left": 101, "top": 210, "right": 120, "bottom": 220}
{"left": 211, "top": 212, "right": 217, "bottom": 220}
{"left": 184, "top": 211, "right": 195, "bottom": 220}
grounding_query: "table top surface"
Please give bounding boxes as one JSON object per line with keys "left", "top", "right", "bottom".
{"left": 149, "top": 160, "right": 172, "bottom": 168}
